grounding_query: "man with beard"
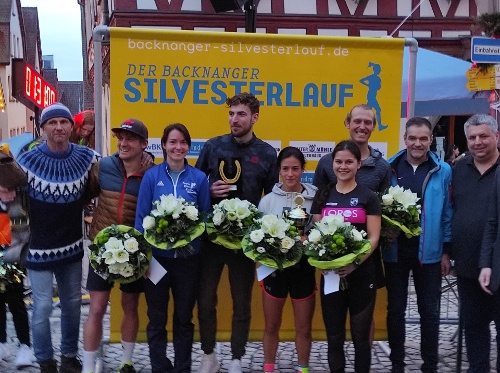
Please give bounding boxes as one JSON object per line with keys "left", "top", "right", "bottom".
{"left": 195, "top": 92, "right": 278, "bottom": 373}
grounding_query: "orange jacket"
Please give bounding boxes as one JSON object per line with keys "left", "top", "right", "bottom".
{"left": 0, "top": 212, "right": 11, "bottom": 246}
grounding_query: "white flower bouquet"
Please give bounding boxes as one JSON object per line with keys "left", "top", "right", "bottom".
{"left": 205, "top": 198, "right": 260, "bottom": 249}
{"left": 241, "top": 214, "right": 304, "bottom": 270}
{"left": 380, "top": 186, "right": 422, "bottom": 243}
{"left": 142, "top": 194, "right": 205, "bottom": 252}
{"left": 304, "top": 215, "right": 371, "bottom": 270}
{"left": 88, "top": 225, "right": 152, "bottom": 283}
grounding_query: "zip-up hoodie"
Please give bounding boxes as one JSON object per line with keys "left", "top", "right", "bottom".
{"left": 135, "top": 160, "right": 211, "bottom": 258}
{"left": 258, "top": 182, "right": 318, "bottom": 216}
{"left": 382, "top": 150, "right": 452, "bottom": 264}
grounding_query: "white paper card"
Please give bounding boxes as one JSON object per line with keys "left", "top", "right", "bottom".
{"left": 146, "top": 257, "right": 167, "bottom": 285}
{"left": 323, "top": 270, "right": 340, "bottom": 294}
{"left": 256, "top": 265, "right": 277, "bottom": 281}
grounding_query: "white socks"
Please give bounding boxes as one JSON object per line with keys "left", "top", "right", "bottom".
{"left": 81, "top": 340, "right": 134, "bottom": 372}
{"left": 82, "top": 349, "right": 98, "bottom": 373}
{"left": 121, "top": 340, "right": 135, "bottom": 365}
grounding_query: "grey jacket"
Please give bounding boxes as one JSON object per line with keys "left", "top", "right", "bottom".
{"left": 258, "top": 182, "right": 317, "bottom": 217}
{"left": 313, "top": 146, "right": 391, "bottom": 193}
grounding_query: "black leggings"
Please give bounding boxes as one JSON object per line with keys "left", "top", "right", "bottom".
{"left": 0, "top": 280, "right": 30, "bottom": 346}
{"left": 320, "top": 257, "right": 376, "bottom": 373}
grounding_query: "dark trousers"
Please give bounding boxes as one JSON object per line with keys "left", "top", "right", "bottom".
{"left": 0, "top": 280, "right": 30, "bottom": 346}
{"left": 384, "top": 259, "right": 441, "bottom": 373}
{"left": 457, "top": 275, "right": 500, "bottom": 373}
{"left": 320, "top": 258, "right": 376, "bottom": 373}
{"left": 197, "top": 241, "right": 255, "bottom": 359}
{"left": 144, "top": 255, "right": 200, "bottom": 373}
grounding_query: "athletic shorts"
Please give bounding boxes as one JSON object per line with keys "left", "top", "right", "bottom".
{"left": 85, "top": 263, "right": 144, "bottom": 293}
{"left": 261, "top": 257, "right": 316, "bottom": 300}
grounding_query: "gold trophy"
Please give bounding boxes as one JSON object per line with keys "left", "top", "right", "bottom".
{"left": 219, "top": 159, "right": 241, "bottom": 192}
{"left": 288, "top": 194, "right": 309, "bottom": 236}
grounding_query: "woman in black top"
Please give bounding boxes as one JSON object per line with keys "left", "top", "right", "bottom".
{"left": 310, "top": 140, "right": 381, "bottom": 373}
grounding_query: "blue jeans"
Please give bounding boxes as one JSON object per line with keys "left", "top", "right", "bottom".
{"left": 384, "top": 258, "right": 441, "bottom": 373}
{"left": 457, "top": 276, "right": 500, "bottom": 372}
{"left": 144, "top": 255, "right": 200, "bottom": 373}
{"left": 28, "top": 260, "right": 82, "bottom": 363}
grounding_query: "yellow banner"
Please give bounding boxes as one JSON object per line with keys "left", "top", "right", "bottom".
{"left": 110, "top": 28, "right": 405, "bottom": 167}
{"left": 108, "top": 28, "right": 404, "bottom": 343}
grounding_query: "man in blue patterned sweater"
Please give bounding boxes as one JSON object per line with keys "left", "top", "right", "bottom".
{"left": 0, "top": 103, "right": 99, "bottom": 373}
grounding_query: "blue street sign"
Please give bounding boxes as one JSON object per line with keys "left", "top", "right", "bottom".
{"left": 471, "top": 37, "right": 500, "bottom": 64}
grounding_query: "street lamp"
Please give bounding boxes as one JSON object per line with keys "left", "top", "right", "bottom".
{"left": 209, "top": 0, "right": 259, "bottom": 33}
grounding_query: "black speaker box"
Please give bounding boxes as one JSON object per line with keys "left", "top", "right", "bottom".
{"left": 210, "top": 0, "right": 246, "bottom": 13}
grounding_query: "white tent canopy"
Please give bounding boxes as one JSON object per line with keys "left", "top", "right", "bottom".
{"left": 401, "top": 48, "right": 490, "bottom": 117}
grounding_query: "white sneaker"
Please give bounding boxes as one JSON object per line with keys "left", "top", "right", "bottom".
{"left": 0, "top": 342, "right": 10, "bottom": 360}
{"left": 228, "top": 359, "right": 242, "bottom": 373}
{"left": 197, "top": 352, "right": 220, "bottom": 373}
{"left": 15, "top": 344, "right": 35, "bottom": 367}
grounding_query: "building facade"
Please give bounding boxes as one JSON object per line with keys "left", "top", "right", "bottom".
{"left": 0, "top": 0, "right": 36, "bottom": 140}
{"left": 80, "top": 0, "right": 495, "bottom": 153}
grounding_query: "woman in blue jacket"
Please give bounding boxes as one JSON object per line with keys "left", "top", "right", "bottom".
{"left": 135, "top": 123, "right": 211, "bottom": 373}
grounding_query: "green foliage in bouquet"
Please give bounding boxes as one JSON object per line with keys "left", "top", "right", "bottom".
{"left": 142, "top": 194, "right": 205, "bottom": 253}
{"left": 242, "top": 214, "right": 304, "bottom": 270}
{"left": 304, "top": 215, "right": 371, "bottom": 270}
{"left": 89, "top": 225, "right": 152, "bottom": 284}
{"left": 206, "top": 198, "right": 261, "bottom": 249}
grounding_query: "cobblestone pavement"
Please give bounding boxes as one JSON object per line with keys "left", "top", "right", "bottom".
{"left": 0, "top": 278, "right": 497, "bottom": 372}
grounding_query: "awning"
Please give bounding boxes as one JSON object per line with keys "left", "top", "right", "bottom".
{"left": 401, "top": 48, "right": 490, "bottom": 116}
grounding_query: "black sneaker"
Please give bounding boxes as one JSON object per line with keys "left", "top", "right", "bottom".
{"left": 391, "top": 367, "right": 406, "bottom": 373}
{"left": 40, "top": 358, "right": 58, "bottom": 373}
{"left": 119, "top": 362, "right": 137, "bottom": 373}
{"left": 60, "top": 355, "right": 82, "bottom": 373}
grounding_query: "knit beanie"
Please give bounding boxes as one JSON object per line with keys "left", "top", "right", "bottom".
{"left": 40, "top": 103, "right": 74, "bottom": 127}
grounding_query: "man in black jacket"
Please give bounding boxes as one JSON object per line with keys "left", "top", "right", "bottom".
{"left": 454, "top": 114, "right": 500, "bottom": 373}
{"left": 195, "top": 92, "right": 278, "bottom": 373}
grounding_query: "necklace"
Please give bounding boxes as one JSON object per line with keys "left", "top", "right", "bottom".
{"left": 219, "top": 160, "right": 242, "bottom": 184}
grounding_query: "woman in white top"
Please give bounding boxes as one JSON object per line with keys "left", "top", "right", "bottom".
{"left": 258, "top": 146, "right": 317, "bottom": 373}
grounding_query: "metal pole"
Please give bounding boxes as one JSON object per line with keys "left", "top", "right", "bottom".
{"left": 405, "top": 38, "right": 418, "bottom": 118}
{"left": 244, "top": 0, "right": 257, "bottom": 33}
{"left": 92, "top": 25, "right": 109, "bottom": 155}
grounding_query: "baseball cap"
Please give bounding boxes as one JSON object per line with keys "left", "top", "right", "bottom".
{"left": 111, "top": 119, "right": 148, "bottom": 140}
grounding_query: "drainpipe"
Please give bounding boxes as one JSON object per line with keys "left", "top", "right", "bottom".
{"left": 102, "top": 0, "right": 110, "bottom": 26}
